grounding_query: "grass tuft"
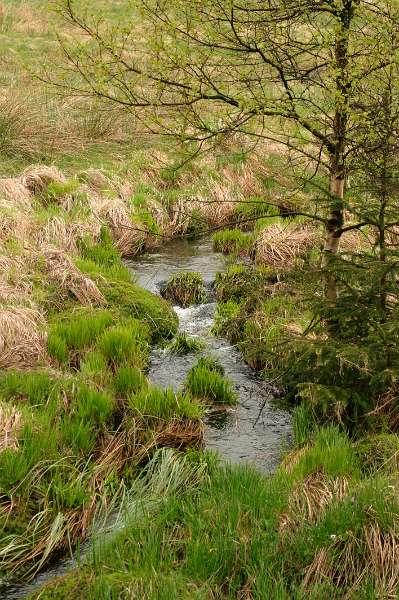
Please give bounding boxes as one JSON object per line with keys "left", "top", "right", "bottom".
{"left": 167, "top": 333, "right": 204, "bottom": 355}
{"left": 161, "top": 271, "right": 207, "bottom": 308}
{"left": 185, "top": 361, "right": 237, "bottom": 405}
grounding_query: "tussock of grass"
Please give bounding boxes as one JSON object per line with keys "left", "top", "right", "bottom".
{"left": 0, "top": 307, "right": 47, "bottom": 369}
{"left": 255, "top": 222, "right": 319, "bottom": 269}
{"left": 167, "top": 333, "right": 204, "bottom": 355}
{"left": 113, "top": 365, "right": 148, "bottom": 396}
{"left": 185, "top": 361, "right": 237, "bottom": 405}
{"left": 98, "top": 321, "right": 150, "bottom": 369}
{"left": 215, "top": 263, "right": 276, "bottom": 302}
{"left": 129, "top": 386, "right": 204, "bottom": 421}
{"left": 161, "top": 271, "right": 207, "bottom": 308}
{"left": 213, "top": 228, "right": 254, "bottom": 255}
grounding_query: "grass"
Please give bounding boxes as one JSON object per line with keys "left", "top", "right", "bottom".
{"left": 215, "top": 263, "right": 276, "bottom": 302}
{"left": 161, "top": 272, "right": 207, "bottom": 308}
{"left": 113, "top": 365, "right": 148, "bottom": 396}
{"left": 166, "top": 333, "right": 204, "bottom": 355}
{"left": 31, "top": 426, "right": 399, "bottom": 600}
{"left": 185, "top": 361, "right": 237, "bottom": 405}
{"left": 98, "top": 321, "right": 150, "bottom": 369}
{"left": 129, "top": 386, "right": 204, "bottom": 421}
{"left": 213, "top": 228, "right": 254, "bottom": 255}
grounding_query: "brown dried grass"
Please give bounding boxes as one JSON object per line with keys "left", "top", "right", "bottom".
{"left": 0, "top": 307, "right": 47, "bottom": 369}
{"left": 0, "top": 178, "right": 31, "bottom": 209}
{"left": 255, "top": 223, "right": 320, "bottom": 269}
{"left": 0, "top": 403, "right": 22, "bottom": 452}
{"left": 40, "top": 246, "right": 105, "bottom": 306}
{"left": 22, "top": 165, "right": 66, "bottom": 197}
{"left": 280, "top": 472, "right": 349, "bottom": 535}
{"left": 303, "top": 524, "right": 399, "bottom": 599}
{"left": 93, "top": 197, "right": 147, "bottom": 256}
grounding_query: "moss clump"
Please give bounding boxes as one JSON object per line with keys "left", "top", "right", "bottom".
{"left": 161, "top": 272, "right": 207, "bottom": 308}
{"left": 100, "top": 280, "right": 178, "bottom": 341}
{"left": 185, "top": 361, "right": 237, "bottom": 405}
{"left": 213, "top": 228, "right": 254, "bottom": 255}
{"left": 167, "top": 333, "right": 204, "bottom": 355}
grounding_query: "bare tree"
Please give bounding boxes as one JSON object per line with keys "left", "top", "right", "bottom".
{"left": 50, "top": 0, "right": 399, "bottom": 297}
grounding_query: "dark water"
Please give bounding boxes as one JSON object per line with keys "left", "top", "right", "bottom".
{"left": 3, "top": 237, "right": 291, "bottom": 598}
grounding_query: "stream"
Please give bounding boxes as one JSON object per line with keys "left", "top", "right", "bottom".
{"left": 3, "top": 237, "right": 291, "bottom": 599}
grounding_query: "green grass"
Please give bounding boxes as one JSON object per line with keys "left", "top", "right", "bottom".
{"left": 32, "top": 426, "right": 397, "bottom": 600}
{"left": 113, "top": 365, "right": 148, "bottom": 396}
{"left": 185, "top": 362, "right": 237, "bottom": 405}
{"left": 215, "top": 263, "right": 276, "bottom": 302}
{"left": 47, "top": 309, "right": 114, "bottom": 361}
{"left": 129, "top": 386, "right": 204, "bottom": 421}
{"left": 166, "top": 333, "right": 204, "bottom": 355}
{"left": 213, "top": 228, "right": 254, "bottom": 255}
{"left": 100, "top": 280, "right": 178, "bottom": 341}
{"left": 161, "top": 271, "right": 207, "bottom": 308}
{"left": 98, "top": 321, "right": 150, "bottom": 369}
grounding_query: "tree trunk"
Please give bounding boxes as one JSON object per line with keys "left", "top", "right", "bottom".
{"left": 324, "top": 170, "right": 344, "bottom": 301}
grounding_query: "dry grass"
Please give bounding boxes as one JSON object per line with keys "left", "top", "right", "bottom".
{"left": 40, "top": 246, "right": 105, "bottom": 306}
{"left": 92, "top": 197, "right": 148, "bottom": 256}
{"left": 22, "top": 165, "right": 67, "bottom": 197}
{"left": 0, "top": 403, "right": 22, "bottom": 452}
{"left": 279, "top": 472, "right": 349, "bottom": 535}
{"left": 0, "top": 307, "right": 47, "bottom": 369}
{"left": 303, "top": 524, "right": 399, "bottom": 599}
{"left": 0, "top": 177, "right": 31, "bottom": 209}
{"left": 255, "top": 223, "right": 320, "bottom": 269}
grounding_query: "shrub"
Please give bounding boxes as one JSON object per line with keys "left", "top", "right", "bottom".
{"left": 98, "top": 322, "right": 150, "bottom": 368}
{"left": 161, "top": 272, "right": 207, "bottom": 307}
{"left": 167, "top": 333, "right": 204, "bottom": 355}
{"left": 113, "top": 365, "right": 148, "bottom": 396}
{"left": 213, "top": 229, "right": 254, "bottom": 255}
{"left": 129, "top": 386, "right": 203, "bottom": 420}
{"left": 100, "top": 280, "right": 178, "bottom": 341}
{"left": 185, "top": 363, "right": 237, "bottom": 405}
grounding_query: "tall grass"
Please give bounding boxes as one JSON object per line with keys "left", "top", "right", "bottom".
{"left": 129, "top": 386, "right": 203, "bottom": 421}
{"left": 185, "top": 363, "right": 237, "bottom": 405}
{"left": 161, "top": 272, "right": 207, "bottom": 308}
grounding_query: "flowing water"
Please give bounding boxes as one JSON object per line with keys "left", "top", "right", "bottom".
{"left": 3, "top": 237, "right": 291, "bottom": 599}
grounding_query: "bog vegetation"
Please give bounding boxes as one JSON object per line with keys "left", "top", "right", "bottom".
{"left": 1, "top": 0, "right": 399, "bottom": 598}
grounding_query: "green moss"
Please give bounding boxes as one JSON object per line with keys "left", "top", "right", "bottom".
{"left": 100, "top": 280, "right": 178, "bottom": 341}
{"left": 161, "top": 272, "right": 207, "bottom": 308}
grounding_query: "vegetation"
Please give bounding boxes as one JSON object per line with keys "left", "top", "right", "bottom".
{"left": 161, "top": 272, "right": 207, "bottom": 308}
{"left": 2, "top": 0, "right": 399, "bottom": 597}
{"left": 166, "top": 333, "right": 204, "bottom": 355}
{"left": 185, "top": 360, "right": 237, "bottom": 406}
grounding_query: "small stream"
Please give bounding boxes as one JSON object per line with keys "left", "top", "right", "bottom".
{"left": 129, "top": 237, "right": 291, "bottom": 471}
{"left": 3, "top": 237, "right": 291, "bottom": 599}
